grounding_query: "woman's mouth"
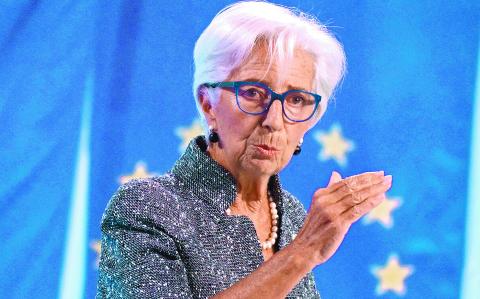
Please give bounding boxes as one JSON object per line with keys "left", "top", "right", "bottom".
{"left": 254, "top": 144, "right": 280, "bottom": 157}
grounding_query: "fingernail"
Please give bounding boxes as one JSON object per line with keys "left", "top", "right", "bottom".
{"left": 384, "top": 175, "right": 392, "bottom": 184}
{"left": 376, "top": 171, "right": 384, "bottom": 176}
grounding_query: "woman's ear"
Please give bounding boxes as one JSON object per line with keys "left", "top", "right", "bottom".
{"left": 197, "top": 86, "right": 216, "bottom": 122}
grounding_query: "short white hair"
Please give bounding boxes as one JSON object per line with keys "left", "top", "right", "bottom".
{"left": 193, "top": 0, "right": 346, "bottom": 127}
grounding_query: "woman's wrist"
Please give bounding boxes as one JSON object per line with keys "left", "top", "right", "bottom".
{"left": 211, "top": 241, "right": 317, "bottom": 298}
{"left": 282, "top": 240, "right": 317, "bottom": 274}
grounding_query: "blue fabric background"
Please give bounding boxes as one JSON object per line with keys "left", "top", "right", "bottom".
{"left": 1, "top": 1, "right": 479, "bottom": 298}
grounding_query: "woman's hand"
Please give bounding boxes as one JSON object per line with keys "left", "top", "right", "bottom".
{"left": 292, "top": 171, "right": 392, "bottom": 267}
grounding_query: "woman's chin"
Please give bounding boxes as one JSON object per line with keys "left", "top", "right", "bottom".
{"left": 243, "top": 158, "right": 281, "bottom": 177}
{"left": 236, "top": 147, "right": 285, "bottom": 176}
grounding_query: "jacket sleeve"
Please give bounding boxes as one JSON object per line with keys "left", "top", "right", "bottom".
{"left": 282, "top": 190, "right": 322, "bottom": 299}
{"left": 96, "top": 179, "right": 193, "bottom": 299}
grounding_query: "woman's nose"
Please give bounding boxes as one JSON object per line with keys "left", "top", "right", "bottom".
{"left": 261, "top": 99, "right": 284, "bottom": 131}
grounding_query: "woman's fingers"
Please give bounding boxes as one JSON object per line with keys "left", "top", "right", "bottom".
{"left": 341, "top": 192, "right": 387, "bottom": 223}
{"left": 315, "top": 171, "right": 384, "bottom": 202}
{"left": 341, "top": 176, "right": 392, "bottom": 223}
{"left": 343, "top": 171, "right": 384, "bottom": 189}
{"left": 327, "top": 171, "right": 342, "bottom": 186}
{"left": 298, "top": 171, "right": 393, "bottom": 266}
{"left": 335, "top": 175, "right": 392, "bottom": 212}
{"left": 327, "top": 171, "right": 383, "bottom": 193}
{"left": 297, "top": 170, "right": 393, "bottom": 266}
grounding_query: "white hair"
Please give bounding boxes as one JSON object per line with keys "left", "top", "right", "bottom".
{"left": 193, "top": 0, "right": 346, "bottom": 128}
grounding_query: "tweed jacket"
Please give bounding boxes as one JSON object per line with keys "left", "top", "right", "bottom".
{"left": 97, "top": 136, "right": 320, "bottom": 298}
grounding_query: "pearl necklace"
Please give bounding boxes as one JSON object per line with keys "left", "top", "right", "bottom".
{"left": 225, "top": 193, "right": 278, "bottom": 250}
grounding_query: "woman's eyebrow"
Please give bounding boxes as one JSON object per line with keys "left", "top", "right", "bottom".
{"left": 240, "top": 78, "right": 309, "bottom": 91}
{"left": 241, "top": 78, "right": 267, "bottom": 84}
{"left": 286, "top": 84, "right": 310, "bottom": 91}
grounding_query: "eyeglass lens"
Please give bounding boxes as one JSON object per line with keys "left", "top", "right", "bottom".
{"left": 236, "top": 83, "right": 317, "bottom": 121}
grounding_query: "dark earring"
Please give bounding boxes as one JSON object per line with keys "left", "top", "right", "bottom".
{"left": 293, "top": 138, "right": 303, "bottom": 156}
{"left": 208, "top": 125, "right": 219, "bottom": 143}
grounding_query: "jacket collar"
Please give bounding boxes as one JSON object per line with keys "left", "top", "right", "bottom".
{"left": 171, "top": 136, "right": 285, "bottom": 220}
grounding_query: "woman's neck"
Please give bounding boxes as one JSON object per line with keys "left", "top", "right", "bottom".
{"left": 234, "top": 173, "right": 270, "bottom": 214}
{"left": 207, "top": 143, "right": 271, "bottom": 215}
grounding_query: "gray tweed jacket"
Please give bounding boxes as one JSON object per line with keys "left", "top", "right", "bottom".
{"left": 96, "top": 136, "right": 320, "bottom": 298}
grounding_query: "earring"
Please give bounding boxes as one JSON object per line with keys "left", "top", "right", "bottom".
{"left": 293, "top": 138, "right": 303, "bottom": 155}
{"left": 208, "top": 125, "right": 219, "bottom": 143}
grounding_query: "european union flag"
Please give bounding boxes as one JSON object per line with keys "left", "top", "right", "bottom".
{"left": 1, "top": 1, "right": 478, "bottom": 298}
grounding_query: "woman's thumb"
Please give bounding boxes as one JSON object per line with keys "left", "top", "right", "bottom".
{"left": 328, "top": 171, "right": 342, "bottom": 186}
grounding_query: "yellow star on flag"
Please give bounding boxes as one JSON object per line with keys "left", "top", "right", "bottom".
{"left": 372, "top": 255, "right": 414, "bottom": 296}
{"left": 175, "top": 118, "right": 204, "bottom": 153}
{"left": 119, "top": 161, "right": 156, "bottom": 184}
{"left": 90, "top": 240, "right": 102, "bottom": 269}
{"left": 313, "top": 123, "right": 355, "bottom": 167}
{"left": 363, "top": 196, "right": 402, "bottom": 229}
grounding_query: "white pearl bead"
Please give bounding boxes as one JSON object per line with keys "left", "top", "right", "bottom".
{"left": 226, "top": 208, "right": 231, "bottom": 215}
{"left": 260, "top": 192, "right": 279, "bottom": 250}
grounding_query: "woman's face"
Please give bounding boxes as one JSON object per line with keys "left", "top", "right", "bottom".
{"left": 206, "top": 46, "right": 319, "bottom": 178}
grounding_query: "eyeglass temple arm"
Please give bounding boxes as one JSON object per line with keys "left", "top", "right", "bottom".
{"left": 204, "top": 82, "right": 236, "bottom": 88}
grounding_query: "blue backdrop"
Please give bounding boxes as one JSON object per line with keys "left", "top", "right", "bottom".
{"left": 1, "top": 1, "right": 479, "bottom": 298}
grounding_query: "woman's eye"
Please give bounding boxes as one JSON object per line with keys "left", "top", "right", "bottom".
{"left": 286, "top": 93, "right": 315, "bottom": 107}
{"left": 290, "top": 96, "right": 305, "bottom": 105}
{"left": 240, "top": 88, "right": 265, "bottom": 99}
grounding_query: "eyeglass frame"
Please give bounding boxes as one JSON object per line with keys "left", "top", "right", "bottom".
{"left": 203, "top": 81, "right": 322, "bottom": 123}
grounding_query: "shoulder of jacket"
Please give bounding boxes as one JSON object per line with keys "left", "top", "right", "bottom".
{"left": 281, "top": 189, "right": 308, "bottom": 226}
{"left": 101, "top": 174, "right": 186, "bottom": 231}
{"left": 106, "top": 173, "right": 179, "bottom": 205}
{"left": 281, "top": 189, "right": 307, "bottom": 212}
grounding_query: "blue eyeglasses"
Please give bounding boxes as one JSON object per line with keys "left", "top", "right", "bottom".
{"left": 204, "top": 81, "right": 322, "bottom": 122}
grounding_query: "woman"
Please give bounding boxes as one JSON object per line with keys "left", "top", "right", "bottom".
{"left": 97, "top": 1, "right": 392, "bottom": 298}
